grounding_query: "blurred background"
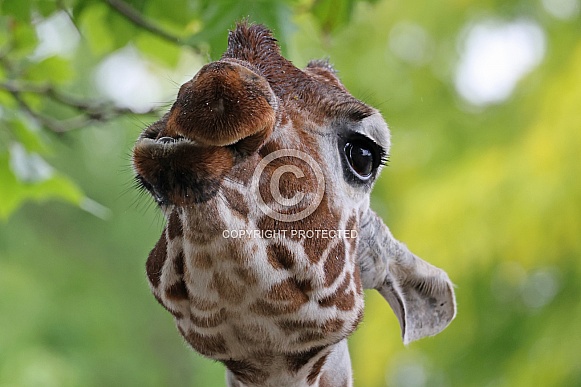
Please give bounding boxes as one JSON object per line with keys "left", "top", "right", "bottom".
{"left": 1, "top": 0, "right": 580, "bottom": 386}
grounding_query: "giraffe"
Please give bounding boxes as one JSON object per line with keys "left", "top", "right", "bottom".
{"left": 132, "top": 23, "right": 456, "bottom": 387}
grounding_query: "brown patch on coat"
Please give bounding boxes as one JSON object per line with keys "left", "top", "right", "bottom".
{"left": 277, "top": 319, "right": 318, "bottom": 332}
{"left": 183, "top": 330, "right": 228, "bottom": 356}
{"left": 345, "top": 212, "right": 358, "bottom": 259}
{"left": 321, "top": 318, "right": 345, "bottom": 333}
{"left": 191, "top": 251, "right": 213, "bottom": 270}
{"left": 302, "top": 194, "right": 340, "bottom": 265}
{"left": 234, "top": 266, "right": 258, "bottom": 285}
{"left": 335, "top": 290, "right": 355, "bottom": 311}
{"left": 174, "top": 250, "right": 185, "bottom": 275}
{"left": 295, "top": 331, "right": 326, "bottom": 344}
{"left": 256, "top": 153, "right": 318, "bottom": 209}
{"left": 278, "top": 317, "right": 343, "bottom": 334}
{"left": 190, "top": 308, "right": 226, "bottom": 329}
{"left": 170, "top": 309, "right": 183, "bottom": 319}
{"left": 167, "top": 210, "right": 183, "bottom": 239}
{"left": 225, "top": 244, "right": 248, "bottom": 265}
{"left": 293, "top": 318, "right": 345, "bottom": 345}
{"left": 223, "top": 359, "right": 268, "bottom": 386}
{"left": 182, "top": 204, "right": 225, "bottom": 245}
{"left": 258, "top": 139, "right": 283, "bottom": 159}
{"left": 165, "top": 279, "right": 189, "bottom": 301}
{"left": 146, "top": 234, "right": 167, "bottom": 287}
{"left": 232, "top": 323, "right": 273, "bottom": 347}
{"left": 307, "top": 353, "right": 329, "bottom": 385}
{"left": 323, "top": 240, "right": 346, "bottom": 286}
{"left": 267, "top": 242, "right": 295, "bottom": 270}
{"left": 189, "top": 295, "right": 219, "bottom": 312}
{"left": 256, "top": 215, "right": 298, "bottom": 243}
{"left": 254, "top": 140, "right": 338, "bottom": 262}
{"left": 318, "top": 272, "right": 352, "bottom": 309}
{"left": 353, "top": 261, "right": 363, "bottom": 295}
{"left": 221, "top": 186, "right": 249, "bottom": 219}
{"left": 286, "top": 346, "right": 326, "bottom": 373}
{"left": 257, "top": 201, "right": 337, "bottom": 265}
{"left": 250, "top": 298, "right": 297, "bottom": 316}
{"left": 211, "top": 272, "right": 245, "bottom": 304}
{"left": 266, "top": 277, "right": 311, "bottom": 302}
{"left": 250, "top": 277, "right": 310, "bottom": 316}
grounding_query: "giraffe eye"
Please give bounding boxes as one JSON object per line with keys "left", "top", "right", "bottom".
{"left": 344, "top": 139, "right": 382, "bottom": 180}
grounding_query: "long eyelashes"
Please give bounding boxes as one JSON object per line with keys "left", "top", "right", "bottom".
{"left": 340, "top": 133, "right": 388, "bottom": 183}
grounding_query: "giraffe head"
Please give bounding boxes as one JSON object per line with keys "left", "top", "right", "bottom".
{"left": 133, "top": 23, "right": 455, "bottom": 386}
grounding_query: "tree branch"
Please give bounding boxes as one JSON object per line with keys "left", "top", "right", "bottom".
{"left": 104, "top": 0, "right": 197, "bottom": 50}
{"left": 8, "top": 89, "right": 73, "bottom": 133}
{"left": 0, "top": 81, "right": 161, "bottom": 133}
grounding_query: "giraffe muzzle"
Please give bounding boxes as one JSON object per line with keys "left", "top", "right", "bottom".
{"left": 165, "top": 60, "right": 277, "bottom": 155}
{"left": 132, "top": 60, "right": 279, "bottom": 206}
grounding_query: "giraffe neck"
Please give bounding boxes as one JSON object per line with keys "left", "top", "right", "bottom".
{"left": 148, "top": 197, "right": 363, "bottom": 386}
{"left": 225, "top": 340, "right": 352, "bottom": 387}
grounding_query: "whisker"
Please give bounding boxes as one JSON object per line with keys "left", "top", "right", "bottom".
{"left": 223, "top": 176, "right": 247, "bottom": 188}
{"left": 216, "top": 190, "right": 229, "bottom": 207}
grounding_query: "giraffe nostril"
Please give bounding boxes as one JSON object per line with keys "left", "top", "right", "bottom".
{"left": 152, "top": 188, "right": 168, "bottom": 206}
{"left": 157, "top": 136, "right": 177, "bottom": 144}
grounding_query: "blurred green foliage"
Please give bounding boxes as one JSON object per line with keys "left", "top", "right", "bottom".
{"left": 1, "top": 0, "right": 580, "bottom": 386}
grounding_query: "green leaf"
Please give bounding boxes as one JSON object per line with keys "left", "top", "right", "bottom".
{"left": 78, "top": 2, "right": 114, "bottom": 57}
{"left": 185, "top": 0, "right": 242, "bottom": 58}
{"left": 0, "top": 0, "right": 32, "bottom": 22}
{"left": 311, "top": 0, "right": 356, "bottom": 33}
{"left": 10, "top": 20, "right": 39, "bottom": 58}
{"left": 186, "top": 0, "right": 296, "bottom": 58}
{"left": 309, "top": 0, "right": 380, "bottom": 33}
{"left": 244, "top": 0, "right": 295, "bottom": 54}
{"left": 144, "top": 0, "right": 192, "bottom": 28}
{"left": 0, "top": 147, "right": 84, "bottom": 220}
{"left": 8, "top": 116, "right": 49, "bottom": 154}
{"left": 34, "top": 0, "right": 59, "bottom": 17}
{"left": 79, "top": 1, "right": 140, "bottom": 51}
{"left": 135, "top": 33, "right": 181, "bottom": 68}
{"left": 107, "top": 7, "right": 140, "bottom": 51}
{"left": 27, "top": 56, "right": 75, "bottom": 84}
{"left": 0, "top": 89, "right": 17, "bottom": 111}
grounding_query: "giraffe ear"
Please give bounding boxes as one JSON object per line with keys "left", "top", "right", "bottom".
{"left": 377, "top": 256, "right": 456, "bottom": 345}
{"left": 304, "top": 60, "right": 348, "bottom": 91}
{"left": 357, "top": 210, "right": 456, "bottom": 345}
